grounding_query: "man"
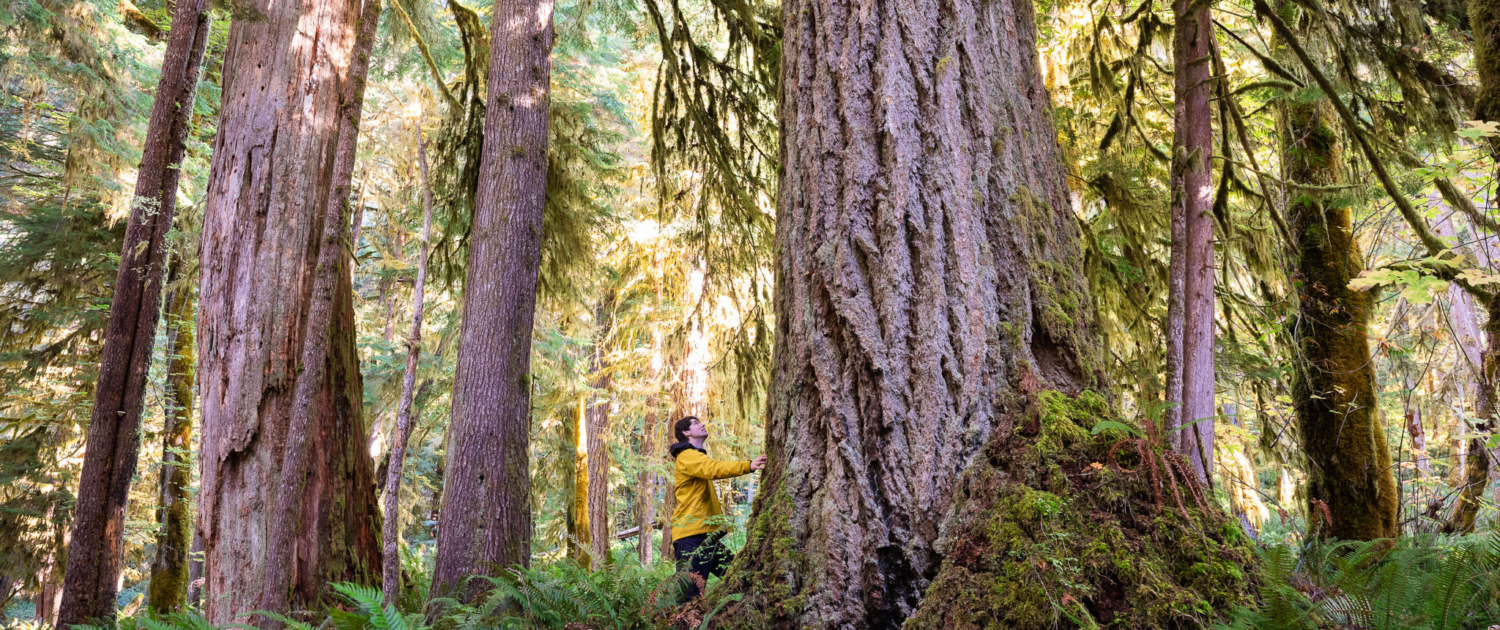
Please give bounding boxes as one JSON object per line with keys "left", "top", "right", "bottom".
{"left": 669, "top": 415, "right": 766, "bottom": 599}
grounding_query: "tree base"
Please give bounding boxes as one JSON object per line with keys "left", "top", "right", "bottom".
{"left": 709, "top": 391, "right": 1259, "bottom": 629}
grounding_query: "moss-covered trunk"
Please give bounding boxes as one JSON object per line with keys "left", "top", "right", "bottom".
{"left": 706, "top": 0, "right": 1258, "bottom": 626}
{"left": 1278, "top": 64, "right": 1397, "bottom": 540}
{"left": 148, "top": 259, "right": 196, "bottom": 612}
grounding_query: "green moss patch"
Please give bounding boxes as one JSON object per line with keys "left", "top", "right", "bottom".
{"left": 906, "top": 390, "right": 1258, "bottom": 629}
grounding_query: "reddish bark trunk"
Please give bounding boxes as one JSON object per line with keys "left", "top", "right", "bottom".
{"left": 196, "top": 0, "right": 382, "bottom": 621}
{"left": 1174, "top": 0, "right": 1217, "bottom": 484}
{"left": 383, "top": 134, "right": 434, "bottom": 604}
{"left": 429, "top": 0, "right": 554, "bottom": 597}
{"left": 721, "top": 0, "right": 1102, "bottom": 622}
{"left": 57, "top": 1, "right": 210, "bottom": 622}
{"left": 257, "top": 0, "right": 383, "bottom": 618}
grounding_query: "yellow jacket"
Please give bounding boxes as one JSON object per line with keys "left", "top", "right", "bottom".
{"left": 670, "top": 443, "right": 751, "bottom": 541}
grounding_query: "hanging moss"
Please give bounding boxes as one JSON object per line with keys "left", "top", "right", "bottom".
{"left": 903, "top": 390, "right": 1258, "bottom": 629}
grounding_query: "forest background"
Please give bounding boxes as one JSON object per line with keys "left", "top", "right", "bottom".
{"left": 0, "top": 0, "right": 1499, "bottom": 626}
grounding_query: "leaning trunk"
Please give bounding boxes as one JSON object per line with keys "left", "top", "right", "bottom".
{"left": 147, "top": 259, "right": 197, "bottom": 612}
{"left": 382, "top": 133, "right": 434, "bottom": 604}
{"left": 1174, "top": 0, "right": 1217, "bottom": 483}
{"left": 428, "top": 0, "right": 554, "bottom": 596}
{"left": 196, "top": 0, "right": 382, "bottom": 621}
{"left": 56, "top": 1, "right": 210, "bottom": 623}
{"left": 1279, "top": 83, "right": 1398, "bottom": 540}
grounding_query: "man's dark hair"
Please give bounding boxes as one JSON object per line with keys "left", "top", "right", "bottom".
{"left": 674, "top": 416, "right": 699, "bottom": 443}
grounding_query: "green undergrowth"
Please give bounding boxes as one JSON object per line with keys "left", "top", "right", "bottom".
{"left": 905, "top": 389, "right": 1259, "bottom": 629}
{"left": 43, "top": 553, "right": 686, "bottom": 630}
{"left": 1218, "top": 534, "right": 1500, "bottom": 630}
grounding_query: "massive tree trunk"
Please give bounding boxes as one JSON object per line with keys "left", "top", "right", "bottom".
{"left": 56, "top": 0, "right": 210, "bottom": 623}
{"left": 428, "top": 0, "right": 554, "bottom": 597}
{"left": 196, "top": 0, "right": 382, "bottom": 621}
{"left": 1174, "top": 0, "right": 1217, "bottom": 482}
{"left": 383, "top": 134, "right": 434, "bottom": 604}
{"left": 148, "top": 258, "right": 197, "bottom": 613}
{"left": 717, "top": 0, "right": 1119, "bottom": 624}
{"left": 1279, "top": 85, "right": 1398, "bottom": 540}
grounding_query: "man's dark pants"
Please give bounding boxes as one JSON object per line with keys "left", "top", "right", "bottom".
{"left": 672, "top": 532, "right": 730, "bottom": 599}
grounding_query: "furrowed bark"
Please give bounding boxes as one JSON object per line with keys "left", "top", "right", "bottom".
{"left": 58, "top": 0, "right": 210, "bottom": 622}
{"left": 148, "top": 258, "right": 197, "bottom": 613}
{"left": 429, "top": 0, "right": 554, "bottom": 597}
{"left": 257, "top": 0, "right": 383, "bottom": 619}
{"left": 196, "top": 0, "right": 381, "bottom": 620}
{"left": 383, "top": 133, "right": 434, "bottom": 605}
{"left": 720, "top": 0, "right": 1103, "bottom": 623}
{"left": 1174, "top": 0, "right": 1217, "bottom": 484}
{"left": 1277, "top": 60, "right": 1397, "bottom": 540}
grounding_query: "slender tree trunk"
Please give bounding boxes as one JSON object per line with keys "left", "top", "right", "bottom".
{"left": 723, "top": 0, "right": 1103, "bottom": 622}
{"left": 1279, "top": 74, "right": 1398, "bottom": 540}
{"left": 429, "top": 0, "right": 554, "bottom": 597}
{"left": 1174, "top": 0, "right": 1217, "bottom": 483}
{"left": 636, "top": 330, "right": 662, "bottom": 565}
{"left": 196, "top": 0, "right": 382, "bottom": 621}
{"left": 1164, "top": 195, "right": 1186, "bottom": 444}
{"left": 187, "top": 533, "right": 203, "bottom": 607}
{"left": 57, "top": 1, "right": 210, "bottom": 623}
{"left": 586, "top": 305, "right": 613, "bottom": 570}
{"left": 148, "top": 258, "right": 197, "bottom": 613}
{"left": 1443, "top": 0, "right": 1500, "bottom": 534}
{"left": 382, "top": 134, "right": 434, "bottom": 605}
{"left": 567, "top": 403, "right": 591, "bottom": 567}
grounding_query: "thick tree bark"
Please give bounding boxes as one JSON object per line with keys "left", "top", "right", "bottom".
{"left": 382, "top": 134, "right": 434, "bottom": 604}
{"left": 1164, "top": 195, "right": 1186, "bottom": 443}
{"left": 56, "top": 1, "right": 210, "bottom": 623}
{"left": 1174, "top": 0, "right": 1217, "bottom": 483}
{"left": 1280, "top": 86, "right": 1398, "bottom": 540}
{"left": 721, "top": 0, "right": 1103, "bottom": 624}
{"left": 256, "top": 0, "right": 382, "bottom": 619}
{"left": 148, "top": 259, "right": 197, "bottom": 612}
{"left": 428, "top": 0, "right": 554, "bottom": 597}
{"left": 196, "top": 0, "right": 382, "bottom": 621}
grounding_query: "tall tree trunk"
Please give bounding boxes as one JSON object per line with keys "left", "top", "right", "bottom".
{"left": 382, "top": 133, "right": 435, "bottom": 605}
{"left": 57, "top": 1, "right": 210, "bottom": 623}
{"left": 1279, "top": 78, "right": 1398, "bottom": 540}
{"left": 256, "top": 0, "right": 382, "bottom": 619}
{"left": 636, "top": 330, "right": 662, "bottom": 565}
{"left": 428, "top": 0, "right": 554, "bottom": 596}
{"left": 565, "top": 402, "right": 591, "bottom": 567}
{"left": 585, "top": 306, "right": 613, "bottom": 570}
{"left": 1174, "top": 0, "right": 1217, "bottom": 484}
{"left": 1164, "top": 193, "right": 1186, "bottom": 444}
{"left": 722, "top": 0, "right": 1103, "bottom": 623}
{"left": 148, "top": 259, "right": 197, "bottom": 613}
{"left": 196, "top": 0, "right": 382, "bottom": 621}
{"left": 1444, "top": 0, "right": 1500, "bottom": 533}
